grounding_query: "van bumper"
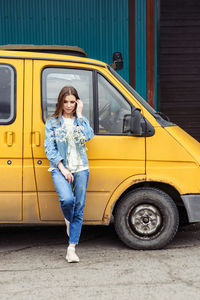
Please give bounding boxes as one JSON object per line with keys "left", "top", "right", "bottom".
{"left": 181, "top": 195, "right": 200, "bottom": 222}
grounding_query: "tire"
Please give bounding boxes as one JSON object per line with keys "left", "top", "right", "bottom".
{"left": 114, "top": 187, "right": 179, "bottom": 250}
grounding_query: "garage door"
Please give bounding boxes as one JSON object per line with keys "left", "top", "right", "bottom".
{"left": 159, "top": 0, "right": 200, "bottom": 141}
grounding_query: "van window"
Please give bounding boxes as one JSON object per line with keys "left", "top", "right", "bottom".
{"left": 42, "top": 68, "right": 93, "bottom": 127}
{"left": 98, "top": 73, "right": 131, "bottom": 134}
{"left": 0, "top": 64, "right": 15, "bottom": 124}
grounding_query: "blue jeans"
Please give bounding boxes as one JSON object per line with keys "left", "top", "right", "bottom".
{"left": 51, "top": 168, "right": 89, "bottom": 244}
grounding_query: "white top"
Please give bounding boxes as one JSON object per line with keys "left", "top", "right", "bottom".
{"left": 63, "top": 117, "right": 88, "bottom": 173}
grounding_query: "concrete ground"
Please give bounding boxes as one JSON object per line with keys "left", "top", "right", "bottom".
{"left": 1, "top": 223, "right": 200, "bottom": 300}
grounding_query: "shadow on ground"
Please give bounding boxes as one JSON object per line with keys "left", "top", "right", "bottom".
{"left": 1, "top": 223, "right": 200, "bottom": 252}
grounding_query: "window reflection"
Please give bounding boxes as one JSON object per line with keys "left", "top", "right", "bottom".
{"left": 98, "top": 74, "right": 131, "bottom": 134}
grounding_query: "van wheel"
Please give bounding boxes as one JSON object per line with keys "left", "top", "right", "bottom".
{"left": 114, "top": 188, "right": 179, "bottom": 250}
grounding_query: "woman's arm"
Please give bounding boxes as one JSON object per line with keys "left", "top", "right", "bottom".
{"left": 44, "top": 119, "right": 64, "bottom": 166}
{"left": 76, "top": 116, "right": 94, "bottom": 141}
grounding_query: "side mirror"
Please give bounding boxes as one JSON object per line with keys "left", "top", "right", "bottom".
{"left": 110, "top": 52, "right": 123, "bottom": 70}
{"left": 130, "top": 108, "right": 143, "bottom": 135}
{"left": 123, "top": 108, "right": 143, "bottom": 136}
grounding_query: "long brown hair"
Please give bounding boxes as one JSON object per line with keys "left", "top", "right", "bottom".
{"left": 52, "top": 86, "right": 80, "bottom": 119}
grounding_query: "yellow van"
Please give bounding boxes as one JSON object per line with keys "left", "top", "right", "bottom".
{"left": 1, "top": 46, "right": 200, "bottom": 250}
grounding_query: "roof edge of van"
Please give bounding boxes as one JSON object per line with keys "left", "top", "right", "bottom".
{"left": 0, "top": 44, "right": 87, "bottom": 58}
{"left": 0, "top": 49, "right": 107, "bottom": 68}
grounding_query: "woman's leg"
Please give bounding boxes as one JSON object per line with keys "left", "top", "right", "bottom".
{"left": 51, "top": 169, "right": 75, "bottom": 222}
{"left": 69, "top": 169, "right": 89, "bottom": 245}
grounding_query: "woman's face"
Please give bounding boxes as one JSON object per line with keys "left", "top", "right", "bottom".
{"left": 62, "top": 94, "right": 76, "bottom": 117}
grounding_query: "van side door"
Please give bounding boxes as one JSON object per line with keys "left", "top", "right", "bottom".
{"left": 0, "top": 59, "right": 24, "bottom": 221}
{"left": 32, "top": 60, "right": 94, "bottom": 222}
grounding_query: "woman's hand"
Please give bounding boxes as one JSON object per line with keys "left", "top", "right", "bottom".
{"left": 76, "top": 99, "right": 83, "bottom": 118}
{"left": 57, "top": 162, "right": 74, "bottom": 183}
{"left": 61, "top": 169, "right": 74, "bottom": 183}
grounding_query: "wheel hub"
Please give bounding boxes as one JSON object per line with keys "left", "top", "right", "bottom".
{"left": 143, "top": 216, "right": 149, "bottom": 224}
{"left": 130, "top": 204, "right": 162, "bottom": 236}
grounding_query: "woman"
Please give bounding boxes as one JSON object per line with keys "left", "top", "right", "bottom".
{"left": 44, "top": 86, "right": 94, "bottom": 263}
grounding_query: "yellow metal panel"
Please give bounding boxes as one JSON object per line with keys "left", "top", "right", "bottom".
{"left": 33, "top": 159, "right": 55, "bottom": 191}
{"left": 23, "top": 159, "right": 37, "bottom": 191}
{"left": 165, "top": 126, "right": 200, "bottom": 165}
{"left": 38, "top": 192, "right": 63, "bottom": 221}
{"left": 37, "top": 191, "right": 110, "bottom": 222}
{"left": 23, "top": 59, "right": 33, "bottom": 158}
{"left": 22, "top": 59, "right": 36, "bottom": 193}
{"left": 23, "top": 60, "right": 39, "bottom": 224}
{"left": 146, "top": 162, "right": 200, "bottom": 194}
{"left": 0, "top": 193, "right": 21, "bottom": 221}
{"left": 84, "top": 192, "right": 110, "bottom": 221}
{"left": 23, "top": 192, "right": 40, "bottom": 222}
{"left": 146, "top": 126, "right": 200, "bottom": 194}
{"left": 0, "top": 159, "right": 22, "bottom": 191}
{"left": 146, "top": 127, "right": 196, "bottom": 163}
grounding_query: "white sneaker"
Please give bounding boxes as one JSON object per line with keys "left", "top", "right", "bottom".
{"left": 64, "top": 218, "right": 70, "bottom": 236}
{"left": 66, "top": 247, "right": 80, "bottom": 263}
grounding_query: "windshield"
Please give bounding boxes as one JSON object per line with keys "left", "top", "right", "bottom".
{"left": 108, "top": 66, "right": 175, "bottom": 127}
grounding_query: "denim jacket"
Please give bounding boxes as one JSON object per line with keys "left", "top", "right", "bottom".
{"left": 44, "top": 115, "right": 94, "bottom": 170}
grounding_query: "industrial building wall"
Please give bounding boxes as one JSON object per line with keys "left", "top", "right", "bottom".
{"left": 0, "top": 0, "right": 129, "bottom": 81}
{"left": 159, "top": 0, "right": 200, "bottom": 141}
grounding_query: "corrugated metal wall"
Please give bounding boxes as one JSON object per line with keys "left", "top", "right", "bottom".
{"left": 0, "top": 0, "right": 129, "bottom": 81}
{"left": 135, "top": 0, "right": 147, "bottom": 100}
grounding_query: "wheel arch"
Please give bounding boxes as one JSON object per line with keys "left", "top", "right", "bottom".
{"left": 103, "top": 180, "right": 188, "bottom": 225}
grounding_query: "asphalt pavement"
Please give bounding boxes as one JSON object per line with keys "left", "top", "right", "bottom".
{"left": 1, "top": 223, "right": 200, "bottom": 300}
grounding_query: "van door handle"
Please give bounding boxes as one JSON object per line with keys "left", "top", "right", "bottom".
{"left": 6, "top": 131, "right": 14, "bottom": 146}
{"left": 33, "top": 131, "right": 40, "bottom": 146}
